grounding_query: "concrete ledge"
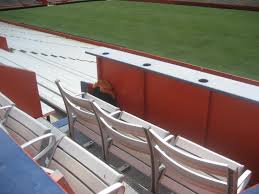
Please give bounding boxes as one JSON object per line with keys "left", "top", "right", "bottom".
{"left": 87, "top": 47, "right": 259, "bottom": 103}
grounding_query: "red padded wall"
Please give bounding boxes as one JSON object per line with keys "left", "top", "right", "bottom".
{"left": 98, "top": 58, "right": 210, "bottom": 144}
{"left": 0, "top": 64, "right": 42, "bottom": 118}
{"left": 0, "top": 36, "right": 9, "bottom": 51}
{"left": 145, "top": 72, "right": 210, "bottom": 144}
{"left": 207, "top": 92, "right": 259, "bottom": 184}
{"left": 98, "top": 58, "right": 145, "bottom": 118}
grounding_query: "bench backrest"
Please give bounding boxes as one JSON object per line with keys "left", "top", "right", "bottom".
{"left": 118, "top": 111, "right": 170, "bottom": 139}
{"left": 174, "top": 136, "right": 244, "bottom": 176}
{"left": 55, "top": 80, "right": 119, "bottom": 113}
{"left": 148, "top": 128, "right": 238, "bottom": 194}
{"left": 56, "top": 80, "right": 94, "bottom": 112}
{"left": 92, "top": 101, "right": 152, "bottom": 160}
{"left": 49, "top": 136, "right": 124, "bottom": 194}
{"left": 0, "top": 93, "right": 50, "bottom": 155}
{"left": 55, "top": 80, "right": 119, "bottom": 139}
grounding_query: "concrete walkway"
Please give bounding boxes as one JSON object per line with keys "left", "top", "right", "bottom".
{"left": 0, "top": 21, "right": 98, "bottom": 111}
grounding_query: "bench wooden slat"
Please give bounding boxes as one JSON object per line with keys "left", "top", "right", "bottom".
{"left": 93, "top": 102, "right": 146, "bottom": 138}
{"left": 158, "top": 146, "right": 228, "bottom": 194}
{"left": 6, "top": 117, "right": 41, "bottom": 150}
{"left": 59, "top": 85, "right": 94, "bottom": 112}
{"left": 74, "top": 121, "right": 152, "bottom": 176}
{"left": 101, "top": 118, "right": 149, "bottom": 154}
{"left": 67, "top": 101, "right": 97, "bottom": 126}
{"left": 160, "top": 174, "right": 196, "bottom": 194}
{"left": 7, "top": 127, "right": 38, "bottom": 157}
{"left": 74, "top": 121, "right": 102, "bottom": 144}
{"left": 76, "top": 118, "right": 100, "bottom": 135}
{"left": 150, "top": 129, "right": 229, "bottom": 177}
{"left": 109, "top": 145, "right": 151, "bottom": 176}
{"left": 148, "top": 129, "right": 244, "bottom": 193}
{"left": 75, "top": 120, "right": 152, "bottom": 171}
{"left": 113, "top": 141, "right": 151, "bottom": 166}
{"left": 175, "top": 136, "right": 244, "bottom": 175}
{"left": 53, "top": 148, "right": 108, "bottom": 192}
{"left": 58, "top": 137, "right": 124, "bottom": 185}
{"left": 9, "top": 107, "right": 50, "bottom": 136}
{"left": 119, "top": 111, "right": 170, "bottom": 138}
{"left": 50, "top": 160, "right": 94, "bottom": 194}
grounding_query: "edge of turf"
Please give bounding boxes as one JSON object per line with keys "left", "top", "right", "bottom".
{"left": 1, "top": 18, "right": 259, "bottom": 86}
{"left": 128, "top": 0, "right": 259, "bottom": 12}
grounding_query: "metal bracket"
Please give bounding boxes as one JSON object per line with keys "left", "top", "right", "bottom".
{"left": 83, "top": 141, "right": 94, "bottom": 149}
{"left": 117, "top": 163, "right": 130, "bottom": 172}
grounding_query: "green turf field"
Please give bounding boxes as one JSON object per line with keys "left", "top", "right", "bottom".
{"left": 0, "top": 1, "right": 259, "bottom": 80}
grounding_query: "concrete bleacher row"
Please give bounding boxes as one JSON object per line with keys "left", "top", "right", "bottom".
{"left": 0, "top": 48, "right": 97, "bottom": 111}
{"left": 165, "top": 0, "right": 259, "bottom": 7}
{"left": 0, "top": 0, "right": 43, "bottom": 9}
{"left": 0, "top": 0, "right": 91, "bottom": 10}
{"left": 0, "top": 21, "right": 98, "bottom": 112}
{"left": 169, "top": 0, "right": 259, "bottom": 6}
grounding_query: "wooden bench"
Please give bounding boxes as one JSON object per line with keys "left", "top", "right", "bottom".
{"left": 48, "top": 136, "right": 125, "bottom": 194}
{"left": 148, "top": 128, "right": 252, "bottom": 194}
{"left": 55, "top": 80, "right": 119, "bottom": 156}
{"left": 56, "top": 82, "right": 251, "bottom": 193}
{"left": 92, "top": 101, "right": 170, "bottom": 189}
{"left": 0, "top": 92, "right": 51, "bottom": 159}
{"left": 19, "top": 131, "right": 125, "bottom": 194}
{"left": 0, "top": 93, "right": 125, "bottom": 194}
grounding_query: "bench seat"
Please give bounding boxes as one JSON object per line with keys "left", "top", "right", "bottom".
{"left": 48, "top": 136, "right": 124, "bottom": 194}
{"left": 148, "top": 129, "right": 252, "bottom": 194}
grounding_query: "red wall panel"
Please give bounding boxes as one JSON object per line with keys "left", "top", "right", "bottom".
{"left": 0, "top": 64, "right": 42, "bottom": 118}
{"left": 207, "top": 92, "right": 259, "bottom": 184}
{"left": 145, "top": 72, "right": 210, "bottom": 144}
{"left": 0, "top": 36, "right": 9, "bottom": 51}
{"left": 98, "top": 58, "right": 210, "bottom": 145}
{"left": 98, "top": 58, "right": 145, "bottom": 118}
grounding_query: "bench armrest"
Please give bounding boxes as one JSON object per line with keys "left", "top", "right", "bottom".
{"left": 21, "top": 133, "right": 56, "bottom": 161}
{"left": 0, "top": 104, "right": 14, "bottom": 124}
{"left": 74, "top": 92, "right": 86, "bottom": 97}
{"left": 97, "top": 183, "right": 125, "bottom": 194}
{"left": 164, "top": 134, "right": 174, "bottom": 143}
{"left": 109, "top": 110, "right": 121, "bottom": 118}
{"left": 0, "top": 105, "right": 14, "bottom": 110}
{"left": 238, "top": 170, "right": 252, "bottom": 193}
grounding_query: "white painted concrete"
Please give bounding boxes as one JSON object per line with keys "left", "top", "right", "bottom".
{"left": 0, "top": 21, "right": 98, "bottom": 111}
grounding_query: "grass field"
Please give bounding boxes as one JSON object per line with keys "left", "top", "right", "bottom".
{"left": 0, "top": 1, "right": 259, "bottom": 80}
